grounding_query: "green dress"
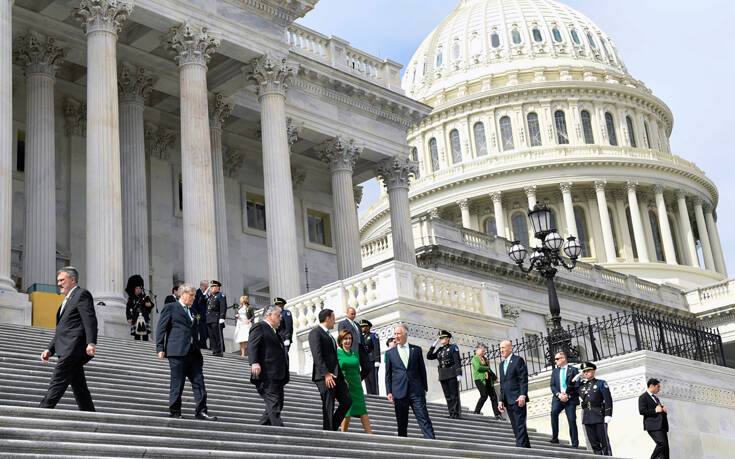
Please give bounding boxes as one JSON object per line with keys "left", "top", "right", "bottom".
{"left": 337, "top": 348, "right": 368, "bottom": 417}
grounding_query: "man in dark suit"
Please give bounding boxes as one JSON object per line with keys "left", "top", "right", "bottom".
{"left": 498, "top": 340, "right": 530, "bottom": 448}
{"left": 385, "top": 324, "right": 435, "bottom": 439}
{"left": 360, "top": 319, "right": 381, "bottom": 395}
{"left": 308, "top": 308, "right": 352, "bottom": 430}
{"left": 639, "top": 378, "right": 669, "bottom": 459}
{"left": 338, "top": 307, "right": 371, "bottom": 380}
{"left": 204, "top": 280, "right": 227, "bottom": 357}
{"left": 549, "top": 350, "right": 580, "bottom": 447}
{"left": 248, "top": 304, "right": 289, "bottom": 427}
{"left": 39, "top": 267, "right": 98, "bottom": 411}
{"left": 274, "top": 297, "right": 293, "bottom": 354}
{"left": 156, "top": 283, "right": 216, "bottom": 420}
{"left": 163, "top": 285, "right": 178, "bottom": 305}
{"left": 194, "top": 280, "right": 209, "bottom": 348}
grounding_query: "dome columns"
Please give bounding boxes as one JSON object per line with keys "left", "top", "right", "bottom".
{"left": 703, "top": 204, "right": 727, "bottom": 275}
{"left": 692, "top": 198, "right": 716, "bottom": 272}
{"left": 490, "top": 191, "right": 508, "bottom": 239}
{"left": 594, "top": 181, "right": 618, "bottom": 263}
{"left": 675, "top": 190, "right": 700, "bottom": 268}
{"left": 625, "top": 182, "right": 650, "bottom": 263}
{"left": 653, "top": 185, "right": 677, "bottom": 265}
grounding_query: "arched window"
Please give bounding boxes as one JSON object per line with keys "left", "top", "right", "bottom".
{"left": 436, "top": 49, "right": 443, "bottom": 67}
{"left": 552, "top": 28, "right": 563, "bottom": 43}
{"left": 608, "top": 208, "right": 620, "bottom": 257}
{"left": 512, "top": 29, "right": 522, "bottom": 44}
{"left": 491, "top": 32, "right": 501, "bottom": 48}
{"left": 422, "top": 62, "right": 427, "bottom": 75}
{"left": 527, "top": 112, "right": 542, "bottom": 147}
{"left": 571, "top": 29, "right": 581, "bottom": 45}
{"left": 532, "top": 28, "right": 543, "bottom": 42}
{"left": 587, "top": 32, "right": 597, "bottom": 49}
{"left": 600, "top": 39, "right": 610, "bottom": 58}
{"left": 484, "top": 216, "right": 497, "bottom": 236}
{"left": 429, "top": 138, "right": 440, "bottom": 172}
{"left": 668, "top": 215, "right": 681, "bottom": 264}
{"left": 512, "top": 213, "right": 529, "bottom": 247}
{"left": 625, "top": 207, "right": 638, "bottom": 259}
{"left": 410, "top": 147, "right": 420, "bottom": 179}
{"left": 581, "top": 110, "right": 594, "bottom": 144}
{"left": 649, "top": 210, "right": 665, "bottom": 262}
{"left": 474, "top": 122, "right": 488, "bottom": 156}
{"left": 449, "top": 129, "right": 462, "bottom": 164}
{"left": 554, "top": 110, "right": 569, "bottom": 144}
{"left": 500, "top": 116, "right": 514, "bottom": 151}
{"left": 626, "top": 116, "right": 637, "bottom": 147}
{"left": 574, "top": 206, "right": 590, "bottom": 257}
{"left": 605, "top": 112, "right": 618, "bottom": 146}
{"left": 644, "top": 122, "right": 652, "bottom": 148}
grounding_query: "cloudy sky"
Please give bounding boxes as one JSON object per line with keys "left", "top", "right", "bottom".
{"left": 298, "top": 0, "right": 735, "bottom": 275}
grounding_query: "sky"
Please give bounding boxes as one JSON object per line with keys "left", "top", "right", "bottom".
{"left": 298, "top": 0, "right": 735, "bottom": 277}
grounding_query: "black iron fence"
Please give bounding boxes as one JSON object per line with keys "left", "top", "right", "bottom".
{"left": 458, "top": 307, "right": 726, "bottom": 392}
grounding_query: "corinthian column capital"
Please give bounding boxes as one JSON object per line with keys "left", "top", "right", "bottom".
{"left": 246, "top": 53, "right": 297, "bottom": 98}
{"left": 594, "top": 180, "right": 607, "bottom": 192}
{"left": 75, "top": 0, "right": 132, "bottom": 35}
{"left": 223, "top": 148, "right": 243, "bottom": 178}
{"left": 376, "top": 156, "right": 418, "bottom": 191}
{"left": 319, "top": 136, "right": 362, "bottom": 173}
{"left": 63, "top": 98, "right": 86, "bottom": 137}
{"left": 286, "top": 117, "right": 302, "bottom": 147}
{"left": 210, "top": 93, "right": 233, "bottom": 130}
{"left": 118, "top": 62, "right": 155, "bottom": 104}
{"left": 353, "top": 185, "right": 364, "bottom": 207}
{"left": 490, "top": 191, "right": 503, "bottom": 203}
{"left": 14, "top": 32, "right": 66, "bottom": 76}
{"left": 164, "top": 21, "right": 219, "bottom": 68}
{"left": 144, "top": 124, "right": 175, "bottom": 160}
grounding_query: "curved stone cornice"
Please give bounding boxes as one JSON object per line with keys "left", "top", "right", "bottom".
{"left": 319, "top": 136, "right": 361, "bottom": 173}
{"left": 209, "top": 93, "right": 233, "bottom": 130}
{"left": 376, "top": 156, "right": 418, "bottom": 191}
{"left": 164, "top": 22, "right": 219, "bottom": 68}
{"left": 13, "top": 32, "right": 66, "bottom": 76}
{"left": 246, "top": 53, "right": 296, "bottom": 98}
{"left": 118, "top": 62, "right": 155, "bottom": 104}
{"left": 75, "top": 0, "right": 132, "bottom": 35}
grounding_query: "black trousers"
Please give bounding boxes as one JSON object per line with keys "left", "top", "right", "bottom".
{"left": 473, "top": 379, "right": 500, "bottom": 416}
{"left": 134, "top": 334, "right": 149, "bottom": 341}
{"left": 394, "top": 393, "right": 435, "bottom": 439}
{"left": 168, "top": 349, "right": 208, "bottom": 415}
{"left": 551, "top": 398, "right": 579, "bottom": 447}
{"left": 439, "top": 377, "right": 461, "bottom": 417}
{"left": 648, "top": 430, "right": 669, "bottom": 459}
{"left": 197, "top": 320, "right": 208, "bottom": 349}
{"left": 315, "top": 374, "right": 352, "bottom": 430}
{"left": 39, "top": 353, "right": 95, "bottom": 411}
{"left": 256, "top": 380, "right": 285, "bottom": 427}
{"left": 506, "top": 402, "right": 531, "bottom": 448}
{"left": 364, "top": 364, "right": 379, "bottom": 395}
{"left": 584, "top": 423, "right": 611, "bottom": 455}
{"left": 206, "top": 322, "right": 223, "bottom": 356}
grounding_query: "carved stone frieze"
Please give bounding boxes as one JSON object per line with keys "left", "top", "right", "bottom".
{"left": 118, "top": 62, "right": 155, "bottom": 104}
{"left": 164, "top": 21, "right": 219, "bottom": 67}
{"left": 376, "top": 156, "right": 418, "bottom": 191}
{"left": 210, "top": 93, "right": 233, "bottom": 130}
{"left": 13, "top": 32, "right": 66, "bottom": 76}
{"left": 246, "top": 53, "right": 296, "bottom": 98}
{"left": 319, "top": 136, "right": 361, "bottom": 173}
{"left": 144, "top": 124, "right": 175, "bottom": 160}
{"left": 75, "top": 0, "right": 132, "bottom": 35}
{"left": 502, "top": 304, "right": 521, "bottom": 324}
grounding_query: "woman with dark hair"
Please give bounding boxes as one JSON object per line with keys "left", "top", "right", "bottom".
{"left": 337, "top": 329, "right": 371, "bottom": 433}
{"left": 125, "top": 274, "right": 153, "bottom": 341}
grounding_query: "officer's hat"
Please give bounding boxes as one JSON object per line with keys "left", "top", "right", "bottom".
{"left": 580, "top": 361, "right": 597, "bottom": 372}
{"left": 273, "top": 297, "right": 287, "bottom": 306}
{"left": 359, "top": 319, "right": 372, "bottom": 328}
{"left": 210, "top": 280, "right": 222, "bottom": 287}
{"left": 439, "top": 330, "right": 452, "bottom": 339}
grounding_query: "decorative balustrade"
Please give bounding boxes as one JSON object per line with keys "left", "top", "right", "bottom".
{"left": 686, "top": 278, "right": 735, "bottom": 314}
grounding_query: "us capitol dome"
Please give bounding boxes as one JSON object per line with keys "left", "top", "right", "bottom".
{"left": 360, "top": 0, "right": 727, "bottom": 289}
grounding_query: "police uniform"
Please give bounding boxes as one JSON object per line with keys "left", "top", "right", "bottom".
{"left": 274, "top": 298, "right": 293, "bottom": 355}
{"left": 205, "top": 280, "right": 227, "bottom": 357}
{"left": 360, "top": 320, "right": 381, "bottom": 395}
{"left": 426, "top": 330, "right": 462, "bottom": 418}
{"left": 579, "top": 361, "right": 613, "bottom": 455}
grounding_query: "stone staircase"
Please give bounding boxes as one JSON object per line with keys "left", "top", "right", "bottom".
{"left": 0, "top": 324, "right": 615, "bottom": 458}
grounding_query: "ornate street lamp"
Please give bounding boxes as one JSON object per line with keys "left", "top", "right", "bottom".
{"left": 508, "top": 202, "right": 583, "bottom": 364}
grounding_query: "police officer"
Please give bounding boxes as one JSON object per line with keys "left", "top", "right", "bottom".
{"left": 360, "top": 319, "right": 381, "bottom": 395}
{"left": 427, "top": 330, "right": 462, "bottom": 418}
{"left": 274, "top": 297, "right": 293, "bottom": 354}
{"left": 577, "top": 361, "right": 613, "bottom": 455}
{"left": 205, "top": 280, "right": 227, "bottom": 357}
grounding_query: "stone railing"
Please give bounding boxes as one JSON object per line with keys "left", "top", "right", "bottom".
{"left": 686, "top": 278, "right": 735, "bottom": 314}
{"left": 360, "top": 233, "right": 391, "bottom": 268}
{"left": 286, "top": 23, "right": 402, "bottom": 91}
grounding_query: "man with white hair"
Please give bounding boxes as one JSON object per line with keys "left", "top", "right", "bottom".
{"left": 498, "top": 340, "right": 530, "bottom": 448}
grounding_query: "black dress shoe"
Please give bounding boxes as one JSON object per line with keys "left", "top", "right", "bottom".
{"left": 195, "top": 412, "right": 218, "bottom": 421}
{"left": 549, "top": 438, "right": 560, "bottom": 444}
{"left": 168, "top": 413, "right": 182, "bottom": 419}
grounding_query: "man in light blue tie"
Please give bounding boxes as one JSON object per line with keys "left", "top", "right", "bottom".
{"left": 549, "top": 351, "right": 580, "bottom": 447}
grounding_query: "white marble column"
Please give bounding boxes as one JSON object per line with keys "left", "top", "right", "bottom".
{"left": 625, "top": 181, "right": 650, "bottom": 263}
{"left": 703, "top": 204, "right": 727, "bottom": 275}
{"left": 612, "top": 190, "right": 634, "bottom": 261}
{"left": 675, "top": 191, "right": 699, "bottom": 268}
{"left": 246, "top": 54, "right": 301, "bottom": 298}
{"left": 458, "top": 199, "right": 472, "bottom": 229}
{"left": 320, "top": 136, "right": 362, "bottom": 279}
{"left": 560, "top": 183, "right": 577, "bottom": 238}
{"left": 166, "top": 22, "right": 220, "bottom": 285}
{"left": 490, "top": 191, "right": 507, "bottom": 239}
{"left": 692, "top": 197, "right": 715, "bottom": 270}
{"left": 64, "top": 99, "right": 87, "bottom": 275}
{"left": 76, "top": 0, "right": 132, "bottom": 307}
{"left": 524, "top": 185, "right": 537, "bottom": 209}
{"left": 377, "top": 156, "right": 418, "bottom": 265}
{"left": 0, "top": 0, "right": 15, "bottom": 290}
{"left": 14, "top": 33, "right": 65, "bottom": 288}
{"left": 209, "top": 93, "right": 232, "bottom": 294}
{"left": 653, "top": 185, "right": 677, "bottom": 265}
{"left": 118, "top": 62, "right": 154, "bottom": 283}
{"left": 594, "top": 181, "right": 617, "bottom": 263}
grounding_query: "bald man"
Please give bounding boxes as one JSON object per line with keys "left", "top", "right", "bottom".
{"left": 498, "top": 340, "right": 530, "bottom": 448}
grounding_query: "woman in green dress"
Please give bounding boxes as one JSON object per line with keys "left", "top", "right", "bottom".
{"left": 337, "top": 329, "right": 372, "bottom": 433}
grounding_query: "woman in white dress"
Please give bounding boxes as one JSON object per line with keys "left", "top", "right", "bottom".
{"left": 233, "top": 295, "right": 254, "bottom": 356}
